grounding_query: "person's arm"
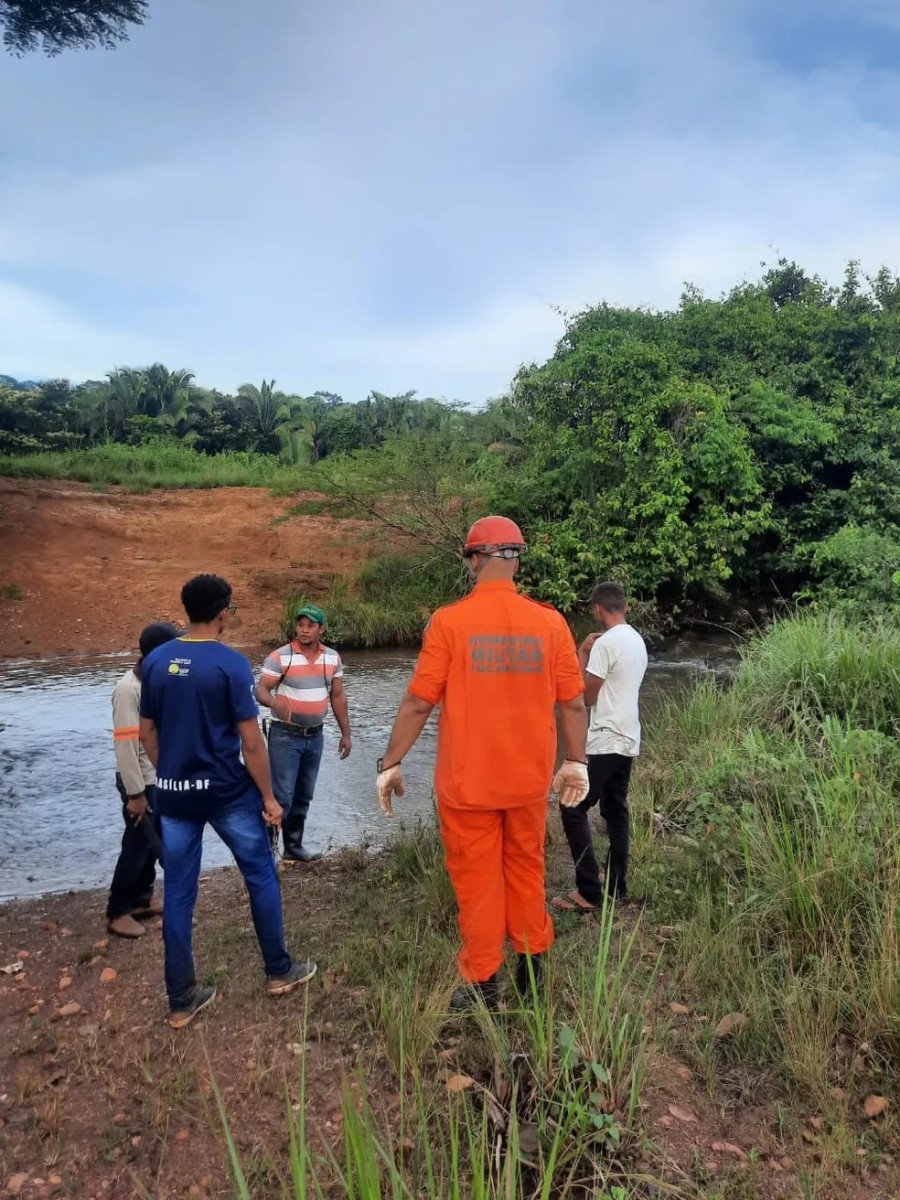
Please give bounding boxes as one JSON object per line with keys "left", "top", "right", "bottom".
{"left": 558, "top": 694, "right": 588, "bottom": 763}
{"left": 139, "top": 717, "right": 159, "bottom": 769}
{"left": 382, "top": 692, "right": 434, "bottom": 768}
{"left": 114, "top": 683, "right": 150, "bottom": 823}
{"left": 256, "top": 651, "right": 292, "bottom": 722}
{"left": 238, "top": 718, "right": 282, "bottom": 827}
{"left": 377, "top": 615, "right": 448, "bottom": 816}
{"left": 580, "top": 633, "right": 609, "bottom": 705}
{"left": 329, "top": 676, "right": 352, "bottom": 759}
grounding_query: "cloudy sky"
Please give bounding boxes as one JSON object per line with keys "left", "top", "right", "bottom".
{"left": 2, "top": 0, "right": 899, "bottom": 403}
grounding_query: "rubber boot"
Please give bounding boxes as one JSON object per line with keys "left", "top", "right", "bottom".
{"left": 450, "top": 973, "right": 500, "bottom": 1013}
{"left": 515, "top": 952, "right": 544, "bottom": 998}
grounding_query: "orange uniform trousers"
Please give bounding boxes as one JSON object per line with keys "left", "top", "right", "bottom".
{"left": 437, "top": 798, "right": 554, "bottom": 983}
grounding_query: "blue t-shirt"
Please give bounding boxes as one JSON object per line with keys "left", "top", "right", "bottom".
{"left": 140, "top": 638, "right": 260, "bottom": 816}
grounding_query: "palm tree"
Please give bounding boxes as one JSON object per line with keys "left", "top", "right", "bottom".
{"left": 140, "top": 364, "right": 195, "bottom": 418}
{"left": 237, "top": 379, "right": 287, "bottom": 442}
{"left": 158, "top": 386, "right": 213, "bottom": 441}
{"left": 103, "top": 368, "right": 146, "bottom": 438}
{"left": 275, "top": 396, "right": 318, "bottom": 465}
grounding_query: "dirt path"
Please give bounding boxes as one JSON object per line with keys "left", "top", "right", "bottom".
{"left": 0, "top": 480, "right": 375, "bottom": 659}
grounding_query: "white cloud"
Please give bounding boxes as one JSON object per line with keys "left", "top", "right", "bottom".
{"left": 0, "top": 282, "right": 163, "bottom": 380}
{"left": 1, "top": 0, "right": 900, "bottom": 399}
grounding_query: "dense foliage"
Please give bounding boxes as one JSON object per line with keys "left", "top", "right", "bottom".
{"left": 1, "top": 0, "right": 147, "bottom": 55}
{"left": 3, "top": 261, "right": 899, "bottom": 618}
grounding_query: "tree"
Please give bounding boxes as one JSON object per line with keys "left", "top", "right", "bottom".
{"left": 236, "top": 379, "right": 287, "bottom": 451}
{"left": 140, "top": 364, "right": 195, "bottom": 419}
{"left": 2, "top": 0, "right": 148, "bottom": 56}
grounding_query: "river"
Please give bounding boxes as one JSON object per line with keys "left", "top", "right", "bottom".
{"left": 0, "top": 639, "right": 735, "bottom": 901}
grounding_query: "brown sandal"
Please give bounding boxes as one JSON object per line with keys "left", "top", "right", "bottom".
{"left": 551, "top": 890, "right": 596, "bottom": 914}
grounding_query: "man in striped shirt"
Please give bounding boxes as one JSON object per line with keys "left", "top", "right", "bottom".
{"left": 256, "top": 604, "right": 351, "bottom": 862}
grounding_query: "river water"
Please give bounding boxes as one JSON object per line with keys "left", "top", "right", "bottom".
{"left": 0, "top": 640, "right": 734, "bottom": 901}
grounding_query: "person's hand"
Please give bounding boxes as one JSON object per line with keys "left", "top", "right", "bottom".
{"left": 262, "top": 794, "right": 283, "bottom": 828}
{"left": 271, "top": 695, "right": 292, "bottom": 723}
{"left": 126, "top": 795, "right": 149, "bottom": 825}
{"left": 552, "top": 760, "right": 590, "bottom": 808}
{"left": 338, "top": 733, "right": 352, "bottom": 760}
{"left": 579, "top": 632, "right": 601, "bottom": 656}
{"left": 377, "top": 765, "right": 406, "bottom": 817}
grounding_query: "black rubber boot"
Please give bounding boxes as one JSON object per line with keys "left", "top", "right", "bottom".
{"left": 450, "top": 974, "right": 500, "bottom": 1013}
{"left": 515, "top": 952, "right": 544, "bottom": 998}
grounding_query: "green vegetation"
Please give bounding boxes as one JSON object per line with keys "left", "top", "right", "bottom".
{"left": 640, "top": 610, "right": 900, "bottom": 1102}
{"left": 208, "top": 614, "right": 899, "bottom": 1196}
{"left": 0, "top": 440, "right": 309, "bottom": 492}
{"left": 1, "top": 0, "right": 147, "bottom": 57}
{"left": 4, "top": 260, "right": 900, "bottom": 622}
{"left": 284, "top": 552, "right": 467, "bottom": 648}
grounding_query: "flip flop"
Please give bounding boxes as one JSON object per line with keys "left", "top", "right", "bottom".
{"left": 551, "top": 891, "right": 597, "bottom": 914}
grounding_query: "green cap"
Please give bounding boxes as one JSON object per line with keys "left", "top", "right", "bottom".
{"left": 295, "top": 603, "right": 327, "bottom": 626}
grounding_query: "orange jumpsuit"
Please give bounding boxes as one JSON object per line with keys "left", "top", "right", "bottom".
{"left": 408, "top": 579, "right": 584, "bottom": 982}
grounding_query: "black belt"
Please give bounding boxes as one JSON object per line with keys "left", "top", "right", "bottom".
{"left": 279, "top": 721, "right": 323, "bottom": 737}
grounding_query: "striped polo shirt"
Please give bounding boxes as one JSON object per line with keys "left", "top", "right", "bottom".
{"left": 260, "top": 642, "right": 343, "bottom": 729}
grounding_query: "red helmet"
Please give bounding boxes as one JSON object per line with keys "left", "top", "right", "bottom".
{"left": 464, "top": 515, "right": 526, "bottom": 558}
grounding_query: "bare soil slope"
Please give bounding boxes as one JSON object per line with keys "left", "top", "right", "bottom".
{"left": 0, "top": 480, "right": 373, "bottom": 659}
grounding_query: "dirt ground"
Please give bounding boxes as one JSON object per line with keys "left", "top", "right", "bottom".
{"left": 0, "top": 479, "right": 376, "bottom": 660}
{"left": 0, "top": 846, "right": 896, "bottom": 1200}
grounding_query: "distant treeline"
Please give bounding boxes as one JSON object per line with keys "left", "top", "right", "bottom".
{"left": 3, "top": 259, "right": 899, "bottom": 620}
{"left": 0, "top": 370, "right": 484, "bottom": 465}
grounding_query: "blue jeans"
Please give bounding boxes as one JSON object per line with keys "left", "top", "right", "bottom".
{"left": 268, "top": 724, "right": 324, "bottom": 856}
{"left": 160, "top": 792, "right": 292, "bottom": 1007}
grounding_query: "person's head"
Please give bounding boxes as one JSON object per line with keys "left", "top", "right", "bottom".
{"left": 463, "top": 515, "right": 526, "bottom": 582}
{"left": 180, "top": 574, "right": 235, "bottom": 634}
{"left": 138, "top": 621, "right": 180, "bottom": 662}
{"left": 591, "top": 580, "right": 627, "bottom": 629}
{"left": 294, "top": 603, "right": 326, "bottom": 647}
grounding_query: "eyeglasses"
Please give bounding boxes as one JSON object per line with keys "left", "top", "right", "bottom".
{"left": 225, "top": 602, "right": 238, "bottom": 615}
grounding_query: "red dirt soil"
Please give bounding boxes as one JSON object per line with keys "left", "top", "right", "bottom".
{"left": 0, "top": 479, "right": 375, "bottom": 660}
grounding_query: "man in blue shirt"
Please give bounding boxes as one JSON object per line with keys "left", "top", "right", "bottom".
{"left": 140, "top": 573, "right": 316, "bottom": 1028}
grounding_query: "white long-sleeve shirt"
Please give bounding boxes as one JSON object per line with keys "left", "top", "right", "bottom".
{"left": 112, "top": 668, "right": 155, "bottom": 796}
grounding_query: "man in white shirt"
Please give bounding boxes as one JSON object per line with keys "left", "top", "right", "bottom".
{"left": 552, "top": 581, "right": 647, "bottom": 910}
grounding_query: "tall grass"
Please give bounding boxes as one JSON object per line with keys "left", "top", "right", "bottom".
{"left": 216, "top": 823, "right": 654, "bottom": 1198}
{"left": 0, "top": 441, "right": 312, "bottom": 492}
{"left": 639, "top": 609, "right": 900, "bottom": 1100}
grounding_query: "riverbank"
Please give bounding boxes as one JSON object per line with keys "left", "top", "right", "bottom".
{"left": 1, "top": 828, "right": 894, "bottom": 1200}
{"left": 2, "top": 611, "right": 898, "bottom": 1199}
{"left": 0, "top": 478, "right": 380, "bottom": 659}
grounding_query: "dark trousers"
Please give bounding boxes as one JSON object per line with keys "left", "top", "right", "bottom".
{"left": 106, "top": 777, "right": 161, "bottom": 919}
{"left": 559, "top": 754, "right": 633, "bottom": 904}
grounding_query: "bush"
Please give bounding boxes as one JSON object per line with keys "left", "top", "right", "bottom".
{"left": 809, "top": 522, "right": 900, "bottom": 613}
{"left": 639, "top": 610, "right": 900, "bottom": 1096}
{"left": 281, "top": 552, "right": 467, "bottom": 648}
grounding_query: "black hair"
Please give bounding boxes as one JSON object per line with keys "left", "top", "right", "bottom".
{"left": 181, "top": 574, "right": 232, "bottom": 623}
{"left": 590, "top": 580, "right": 627, "bottom": 612}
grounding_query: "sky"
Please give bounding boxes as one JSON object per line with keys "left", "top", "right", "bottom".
{"left": 2, "top": 0, "right": 900, "bottom": 405}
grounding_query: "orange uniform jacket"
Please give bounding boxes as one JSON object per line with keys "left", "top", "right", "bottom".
{"left": 408, "top": 579, "right": 584, "bottom": 808}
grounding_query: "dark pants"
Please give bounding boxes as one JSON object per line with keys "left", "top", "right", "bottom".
{"left": 160, "top": 791, "right": 292, "bottom": 1008}
{"left": 559, "top": 754, "right": 633, "bottom": 904}
{"left": 106, "top": 777, "right": 161, "bottom": 919}
{"left": 267, "top": 723, "right": 324, "bottom": 856}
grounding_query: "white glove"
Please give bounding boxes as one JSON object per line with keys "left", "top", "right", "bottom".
{"left": 552, "top": 760, "right": 589, "bottom": 808}
{"left": 377, "top": 764, "right": 406, "bottom": 817}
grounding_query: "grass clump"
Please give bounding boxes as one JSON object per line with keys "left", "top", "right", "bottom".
{"left": 0, "top": 441, "right": 313, "bottom": 492}
{"left": 638, "top": 609, "right": 900, "bottom": 1101}
{"left": 283, "top": 552, "right": 466, "bottom": 648}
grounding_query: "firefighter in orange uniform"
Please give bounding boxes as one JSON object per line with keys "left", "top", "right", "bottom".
{"left": 376, "top": 516, "right": 590, "bottom": 1008}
